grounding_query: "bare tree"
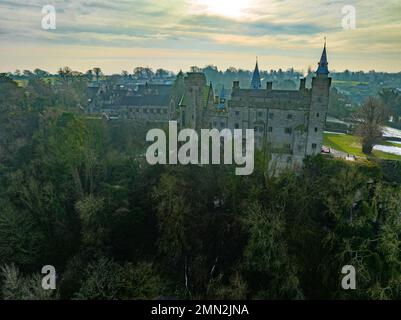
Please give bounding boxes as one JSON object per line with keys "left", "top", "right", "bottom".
{"left": 121, "top": 70, "right": 129, "bottom": 78}
{"left": 354, "top": 97, "right": 388, "bottom": 155}
{"left": 58, "top": 66, "right": 72, "bottom": 85}
{"left": 93, "top": 67, "right": 102, "bottom": 83}
{"left": 85, "top": 69, "right": 94, "bottom": 81}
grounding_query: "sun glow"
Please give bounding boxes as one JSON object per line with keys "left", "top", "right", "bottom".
{"left": 191, "top": 0, "right": 253, "bottom": 19}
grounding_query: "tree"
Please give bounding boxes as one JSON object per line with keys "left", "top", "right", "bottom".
{"left": 58, "top": 67, "right": 73, "bottom": 85}
{"left": 121, "top": 70, "right": 129, "bottom": 79}
{"left": 242, "top": 203, "right": 302, "bottom": 299}
{"left": 33, "top": 69, "right": 49, "bottom": 78}
{"left": 23, "top": 70, "right": 34, "bottom": 79}
{"left": 354, "top": 97, "right": 388, "bottom": 155}
{"left": 155, "top": 68, "right": 169, "bottom": 78}
{"left": 328, "top": 87, "right": 356, "bottom": 120}
{"left": 133, "top": 67, "right": 145, "bottom": 79}
{"left": 85, "top": 69, "right": 94, "bottom": 81}
{"left": 1, "top": 264, "right": 57, "bottom": 300}
{"left": 190, "top": 66, "right": 201, "bottom": 73}
{"left": 379, "top": 88, "right": 401, "bottom": 127}
{"left": 92, "top": 67, "right": 102, "bottom": 83}
{"left": 278, "top": 79, "right": 296, "bottom": 90}
{"left": 0, "top": 203, "right": 45, "bottom": 268}
{"left": 143, "top": 67, "right": 154, "bottom": 79}
{"left": 133, "top": 67, "right": 153, "bottom": 79}
{"left": 74, "top": 257, "right": 121, "bottom": 300}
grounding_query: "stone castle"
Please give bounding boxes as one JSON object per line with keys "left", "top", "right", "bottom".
{"left": 89, "top": 43, "right": 331, "bottom": 172}
{"left": 178, "top": 43, "right": 331, "bottom": 171}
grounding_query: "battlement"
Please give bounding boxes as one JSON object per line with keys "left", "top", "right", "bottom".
{"left": 184, "top": 72, "right": 207, "bottom": 87}
{"left": 230, "top": 78, "right": 312, "bottom": 108}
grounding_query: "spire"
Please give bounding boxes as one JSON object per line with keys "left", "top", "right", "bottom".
{"left": 316, "top": 39, "right": 329, "bottom": 75}
{"left": 251, "top": 57, "right": 262, "bottom": 89}
{"left": 220, "top": 85, "right": 225, "bottom": 101}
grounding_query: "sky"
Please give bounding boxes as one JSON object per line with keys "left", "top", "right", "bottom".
{"left": 0, "top": 0, "right": 401, "bottom": 74}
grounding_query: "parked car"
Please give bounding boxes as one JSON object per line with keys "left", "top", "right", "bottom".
{"left": 321, "top": 146, "right": 331, "bottom": 154}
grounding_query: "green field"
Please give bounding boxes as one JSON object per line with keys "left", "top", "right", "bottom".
{"left": 323, "top": 133, "right": 401, "bottom": 161}
{"left": 332, "top": 80, "right": 369, "bottom": 86}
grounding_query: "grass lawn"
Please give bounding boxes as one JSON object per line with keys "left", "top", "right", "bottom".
{"left": 323, "top": 133, "right": 401, "bottom": 161}
{"left": 332, "top": 80, "right": 369, "bottom": 86}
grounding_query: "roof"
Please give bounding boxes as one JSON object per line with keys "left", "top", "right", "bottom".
{"left": 179, "top": 84, "right": 214, "bottom": 108}
{"left": 251, "top": 60, "right": 262, "bottom": 89}
{"left": 121, "top": 94, "right": 170, "bottom": 106}
{"left": 316, "top": 43, "right": 329, "bottom": 75}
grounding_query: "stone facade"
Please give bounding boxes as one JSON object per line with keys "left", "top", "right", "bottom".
{"left": 90, "top": 44, "right": 331, "bottom": 172}
{"left": 178, "top": 44, "right": 331, "bottom": 172}
{"left": 88, "top": 83, "right": 174, "bottom": 122}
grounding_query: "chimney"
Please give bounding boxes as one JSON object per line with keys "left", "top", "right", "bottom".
{"left": 300, "top": 78, "right": 306, "bottom": 90}
{"left": 232, "top": 81, "right": 240, "bottom": 94}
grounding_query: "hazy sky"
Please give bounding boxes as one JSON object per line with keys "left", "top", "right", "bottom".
{"left": 1, "top": 0, "right": 400, "bottom": 74}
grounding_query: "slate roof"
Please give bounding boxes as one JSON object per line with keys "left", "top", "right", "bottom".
{"left": 120, "top": 94, "right": 170, "bottom": 106}
{"left": 251, "top": 60, "right": 262, "bottom": 89}
{"left": 316, "top": 43, "right": 329, "bottom": 75}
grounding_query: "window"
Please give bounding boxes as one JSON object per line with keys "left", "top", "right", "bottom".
{"left": 220, "top": 122, "right": 225, "bottom": 128}
{"left": 312, "top": 143, "right": 317, "bottom": 149}
{"left": 234, "top": 123, "right": 240, "bottom": 129}
{"left": 269, "top": 112, "right": 274, "bottom": 119}
{"left": 268, "top": 126, "right": 273, "bottom": 132}
{"left": 284, "top": 143, "right": 291, "bottom": 150}
{"left": 287, "top": 114, "right": 293, "bottom": 119}
{"left": 181, "top": 111, "right": 186, "bottom": 126}
{"left": 259, "top": 127, "right": 264, "bottom": 133}
{"left": 285, "top": 128, "right": 292, "bottom": 134}
{"left": 258, "top": 111, "right": 263, "bottom": 117}
{"left": 316, "top": 113, "right": 320, "bottom": 117}
{"left": 235, "top": 111, "right": 240, "bottom": 116}
{"left": 314, "top": 127, "right": 318, "bottom": 132}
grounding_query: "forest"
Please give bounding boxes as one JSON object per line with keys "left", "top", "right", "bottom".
{"left": 1, "top": 73, "right": 401, "bottom": 300}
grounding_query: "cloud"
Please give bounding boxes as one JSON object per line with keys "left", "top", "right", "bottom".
{"left": 0, "top": 0, "right": 400, "bottom": 72}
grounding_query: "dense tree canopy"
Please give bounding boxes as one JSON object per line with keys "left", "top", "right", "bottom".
{"left": 1, "top": 74, "right": 401, "bottom": 300}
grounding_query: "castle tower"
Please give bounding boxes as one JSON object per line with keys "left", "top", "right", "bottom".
{"left": 180, "top": 72, "right": 208, "bottom": 130}
{"left": 251, "top": 58, "right": 262, "bottom": 89}
{"left": 306, "top": 41, "right": 332, "bottom": 155}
